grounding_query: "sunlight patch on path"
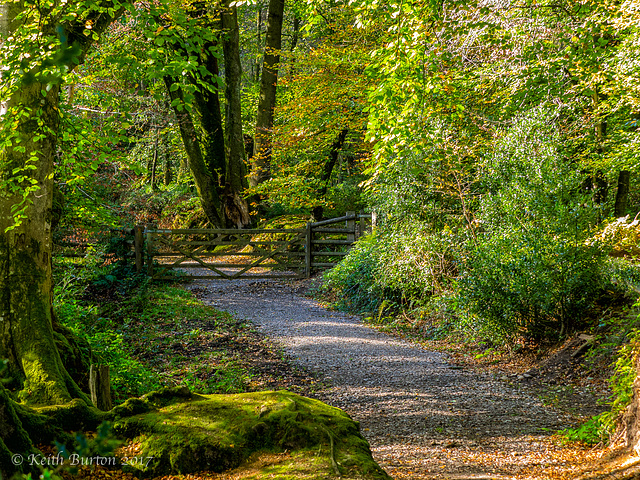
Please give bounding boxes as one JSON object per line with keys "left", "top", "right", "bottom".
{"left": 186, "top": 278, "right": 593, "bottom": 479}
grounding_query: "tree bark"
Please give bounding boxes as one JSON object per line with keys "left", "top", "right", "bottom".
{"left": 221, "top": 2, "right": 250, "bottom": 228}
{"left": 614, "top": 170, "right": 631, "bottom": 218}
{"left": 151, "top": 126, "right": 159, "bottom": 191}
{"left": 620, "top": 353, "right": 640, "bottom": 452}
{"left": 89, "top": 364, "right": 112, "bottom": 411}
{"left": 0, "top": 1, "right": 122, "bottom": 406}
{"left": 290, "top": 16, "right": 300, "bottom": 52}
{"left": 592, "top": 92, "right": 609, "bottom": 208}
{"left": 312, "top": 129, "right": 349, "bottom": 221}
{"left": 250, "top": 0, "right": 285, "bottom": 187}
{"left": 191, "top": 40, "right": 226, "bottom": 180}
{"left": 255, "top": 7, "right": 262, "bottom": 83}
{"left": 164, "top": 155, "right": 173, "bottom": 185}
{"left": 164, "top": 76, "right": 225, "bottom": 227}
{"left": 0, "top": 385, "right": 38, "bottom": 478}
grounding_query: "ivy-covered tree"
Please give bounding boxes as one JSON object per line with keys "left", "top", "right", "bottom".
{"left": 0, "top": 0, "right": 124, "bottom": 406}
{"left": 0, "top": 1, "right": 126, "bottom": 474}
{"left": 154, "top": 0, "right": 250, "bottom": 227}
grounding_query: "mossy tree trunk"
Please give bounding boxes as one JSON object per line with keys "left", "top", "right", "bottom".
{"left": 620, "top": 351, "right": 640, "bottom": 452}
{"left": 0, "top": 4, "right": 123, "bottom": 474}
{"left": 0, "top": 0, "right": 123, "bottom": 406}
{"left": 221, "top": 1, "right": 250, "bottom": 228}
{"left": 0, "top": 385, "right": 38, "bottom": 477}
{"left": 164, "top": 76, "right": 226, "bottom": 228}
{"left": 162, "top": 4, "right": 249, "bottom": 229}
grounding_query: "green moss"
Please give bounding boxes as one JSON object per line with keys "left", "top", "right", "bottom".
{"left": 53, "top": 323, "right": 92, "bottom": 392}
{"left": 215, "top": 449, "right": 357, "bottom": 479}
{"left": 113, "top": 390, "right": 389, "bottom": 479}
{"left": 35, "top": 398, "right": 107, "bottom": 432}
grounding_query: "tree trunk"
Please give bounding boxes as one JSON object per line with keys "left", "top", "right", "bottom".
{"left": 250, "top": 0, "right": 285, "bottom": 188}
{"left": 0, "top": 83, "right": 82, "bottom": 406}
{"left": 164, "top": 76, "right": 225, "bottom": 227}
{"left": 290, "top": 16, "right": 300, "bottom": 52}
{"left": 164, "top": 155, "right": 173, "bottom": 185}
{"left": 614, "top": 170, "right": 631, "bottom": 218}
{"left": 0, "top": 385, "right": 38, "bottom": 478}
{"left": 0, "top": 1, "right": 121, "bottom": 406}
{"left": 255, "top": 7, "right": 262, "bottom": 83}
{"left": 221, "top": 2, "right": 250, "bottom": 228}
{"left": 592, "top": 92, "right": 609, "bottom": 209}
{"left": 312, "top": 129, "right": 349, "bottom": 221}
{"left": 151, "top": 126, "right": 159, "bottom": 191}
{"left": 191, "top": 40, "right": 226, "bottom": 180}
{"left": 620, "top": 352, "right": 640, "bottom": 453}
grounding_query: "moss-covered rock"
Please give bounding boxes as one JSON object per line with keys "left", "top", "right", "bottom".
{"left": 113, "top": 390, "right": 390, "bottom": 479}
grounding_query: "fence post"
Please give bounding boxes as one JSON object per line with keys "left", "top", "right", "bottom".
{"left": 305, "top": 221, "right": 312, "bottom": 278}
{"left": 346, "top": 211, "right": 355, "bottom": 243}
{"left": 359, "top": 211, "right": 367, "bottom": 240}
{"left": 89, "top": 364, "right": 112, "bottom": 411}
{"left": 145, "top": 229, "right": 154, "bottom": 277}
{"left": 134, "top": 225, "right": 144, "bottom": 273}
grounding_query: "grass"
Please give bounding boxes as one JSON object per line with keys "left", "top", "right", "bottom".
{"left": 53, "top": 256, "right": 314, "bottom": 403}
{"left": 113, "top": 285, "right": 256, "bottom": 394}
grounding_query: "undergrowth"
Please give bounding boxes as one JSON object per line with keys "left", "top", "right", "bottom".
{"left": 53, "top": 241, "right": 255, "bottom": 403}
{"left": 323, "top": 214, "right": 640, "bottom": 448}
{"left": 561, "top": 302, "right": 640, "bottom": 445}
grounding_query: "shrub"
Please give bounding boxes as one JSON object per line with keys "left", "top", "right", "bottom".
{"left": 563, "top": 302, "right": 640, "bottom": 445}
{"left": 324, "top": 234, "right": 390, "bottom": 314}
{"left": 54, "top": 240, "right": 158, "bottom": 401}
{"left": 456, "top": 107, "right": 607, "bottom": 341}
{"left": 459, "top": 230, "right": 606, "bottom": 341}
{"left": 324, "top": 222, "right": 459, "bottom": 316}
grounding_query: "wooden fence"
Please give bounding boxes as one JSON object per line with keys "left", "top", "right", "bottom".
{"left": 55, "top": 213, "right": 374, "bottom": 280}
{"left": 145, "top": 212, "right": 373, "bottom": 279}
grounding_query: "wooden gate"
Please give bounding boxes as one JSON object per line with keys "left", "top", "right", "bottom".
{"left": 144, "top": 212, "right": 373, "bottom": 280}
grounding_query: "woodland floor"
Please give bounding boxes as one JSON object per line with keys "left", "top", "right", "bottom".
{"left": 171, "top": 272, "right": 622, "bottom": 480}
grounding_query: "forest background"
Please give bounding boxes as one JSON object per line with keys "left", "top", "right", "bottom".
{"left": 1, "top": 0, "right": 640, "bottom": 476}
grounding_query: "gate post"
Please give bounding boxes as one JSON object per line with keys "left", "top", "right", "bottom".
{"left": 346, "top": 211, "right": 355, "bottom": 243}
{"left": 134, "top": 225, "right": 144, "bottom": 273}
{"left": 358, "top": 211, "right": 367, "bottom": 240}
{"left": 305, "top": 221, "right": 312, "bottom": 278}
{"left": 89, "top": 364, "right": 112, "bottom": 411}
{"left": 145, "top": 229, "right": 154, "bottom": 277}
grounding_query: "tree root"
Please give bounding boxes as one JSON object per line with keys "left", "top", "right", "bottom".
{"left": 320, "top": 424, "right": 341, "bottom": 477}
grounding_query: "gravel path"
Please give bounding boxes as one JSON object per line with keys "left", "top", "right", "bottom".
{"left": 185, "top": 277, "right": 588, "bottom": 479}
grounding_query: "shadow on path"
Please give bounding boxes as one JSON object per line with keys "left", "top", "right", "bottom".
{"left": 187, "top": 278, "right": 583, "bottom": 480}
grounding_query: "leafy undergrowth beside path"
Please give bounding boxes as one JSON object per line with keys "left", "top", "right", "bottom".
{"left": 53, "top": 277, "right": 389, "bottom": 479}
{"left": 118, "top": 285, "right": 323, "bottom": 398}
{"left": 59, "top": 279, "right": 323, "bottom": 403}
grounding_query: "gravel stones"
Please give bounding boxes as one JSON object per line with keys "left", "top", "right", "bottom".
{"left": 185, "top": 277, "right": 588, "bottom": 479}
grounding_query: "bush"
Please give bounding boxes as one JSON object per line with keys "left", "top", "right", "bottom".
{"left": 455, "top": 107, "right": 608, "bottom": 342}
{"left": 324, "top": 234, "right": 390, "bottom": 314}
{"left": 54, "top": 240, "right": 158, "bottom": 401}
{"left": 324, "top": 222, "right": 459, "bottom": 316}
{"left": 459, "top": 230, "right": 606, "bottom": 341}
